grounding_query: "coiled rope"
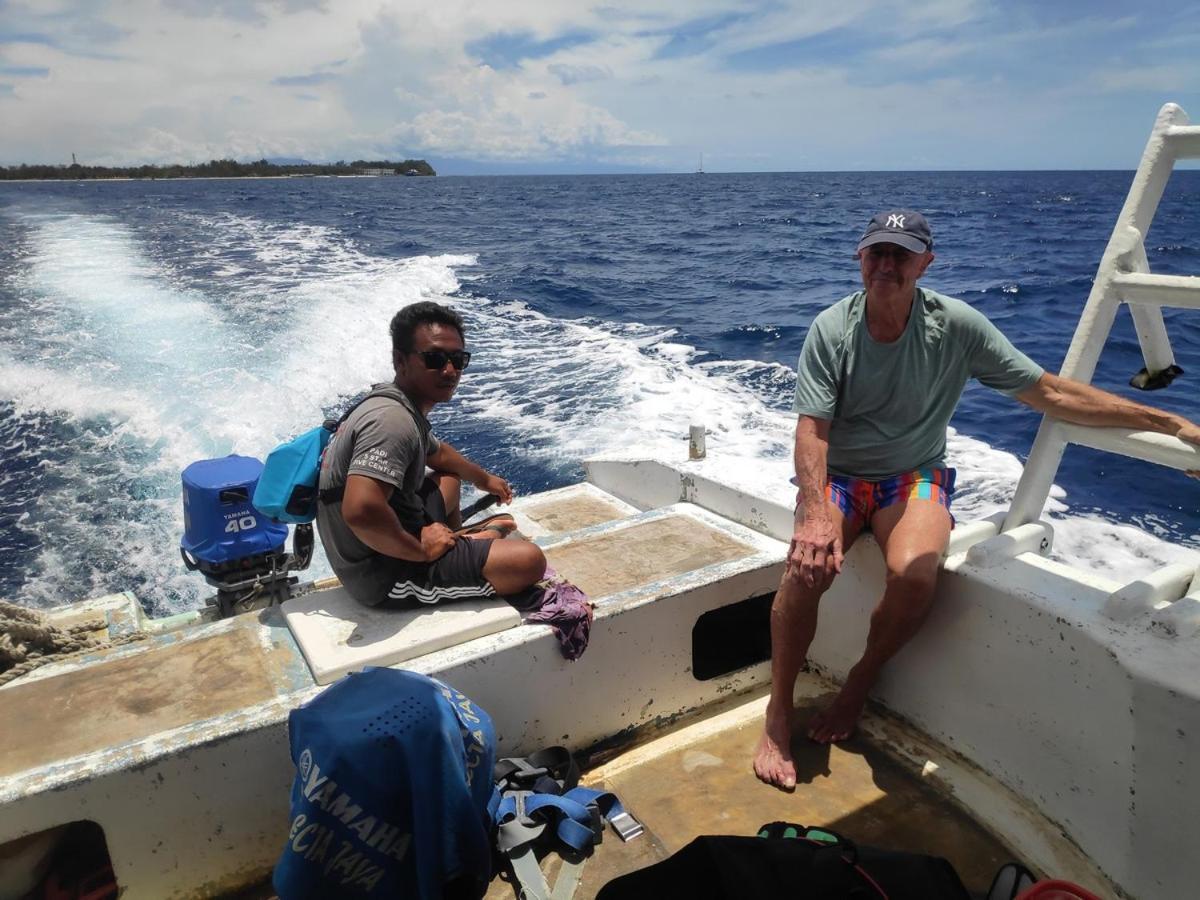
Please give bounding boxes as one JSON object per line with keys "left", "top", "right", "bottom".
{"left": 0, "top": 599, "right": 147, "bottom": 687}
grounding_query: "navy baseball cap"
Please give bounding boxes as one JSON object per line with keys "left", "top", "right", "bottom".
{"left": 857, "top": 210, "right": 933, "bottom": 254}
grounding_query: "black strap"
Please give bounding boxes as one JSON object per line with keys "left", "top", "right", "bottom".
{"left": 986, "top": 862, "right": 1036, "bottom": 900}
{"left": 316, "top": 416, "right": 346, "bottom": 504}
{"left": 317, "top": 387, "right": 407, "bottom": 504}
{"left": 494, "top": 746, "right": 580, "bottom": 796}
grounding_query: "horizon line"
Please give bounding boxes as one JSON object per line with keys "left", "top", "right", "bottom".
{"left": 6, "top": 165, "right": 1200, "bottom": 178}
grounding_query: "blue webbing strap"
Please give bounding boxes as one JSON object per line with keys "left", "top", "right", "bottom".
{"left": 495, "top": 788, "right": 631, "bottom": 854}
{"left": 495, "top": 791, "right": 596, "bottom": 853}
{"left": 561, "top": 786, "right": 626, "bottom": 824}
{"left": 493, "top": 750, "right": 638, "bottom": 900}
{"left": 488, "top": 785, "right": 502, "bottom": 822}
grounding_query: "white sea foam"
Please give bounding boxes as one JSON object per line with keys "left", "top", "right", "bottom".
{"left": 2, "top": 209, "right": 1194, "bottom": 613}
{"left": 0, "top": 214, "right": 244, "bottom": 611}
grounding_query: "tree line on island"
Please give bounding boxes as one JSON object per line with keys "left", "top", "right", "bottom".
{"left": 0, "top": 158, "right": 436, "bottom": 180}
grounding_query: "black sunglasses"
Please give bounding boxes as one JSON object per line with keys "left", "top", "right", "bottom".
{"left": 416, "top": 348, "right": 471, "bottom": 371}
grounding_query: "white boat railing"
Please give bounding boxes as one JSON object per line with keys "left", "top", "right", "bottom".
{"left": 1002, "top": 102, "right": 1200, "bottom": 621}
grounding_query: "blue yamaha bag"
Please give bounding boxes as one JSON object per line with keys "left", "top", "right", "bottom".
{"left": 273, "top": 668, "right": 498, "bottom": 900}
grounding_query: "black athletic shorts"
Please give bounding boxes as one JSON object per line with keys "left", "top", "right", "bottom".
{"left": 356, "top": 478, "right": 496, "bottom": 609}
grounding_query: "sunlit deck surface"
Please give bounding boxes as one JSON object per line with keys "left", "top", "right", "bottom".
{"left": 484, "top": 689, "right": 1013, "bottom": 899}
{"left": 224, "top": 688, "right": 1011, "bottom": 900}
{"left": 219, "top": 483, "right": 1012, "bottom": 899}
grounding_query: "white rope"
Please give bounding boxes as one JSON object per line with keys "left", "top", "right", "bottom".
{"left": 0, "top": 599, "right": 146, "bottom": 687}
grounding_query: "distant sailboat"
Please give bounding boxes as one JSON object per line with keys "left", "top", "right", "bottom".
{"left": 696, "top": 153, "right": 705, "bottom": 174}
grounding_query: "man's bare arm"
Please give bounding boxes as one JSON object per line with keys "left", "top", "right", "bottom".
{"left": 790, "top": 416, "right": 842, "bottom": 586}
{"left": 340, "top": 474, "right": 455, "bottom": 562}
{"left": 1017, "top": 373, "right": 1200, "bottom": 445}
{"left": 426, "top": 442, "right": 514, "bottom": 503}
{"left": 794, "top": 416, "right": 831, "bottom": 512}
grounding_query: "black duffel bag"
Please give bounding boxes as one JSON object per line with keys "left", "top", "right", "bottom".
{"left": 597, "top": 822, "right": 971, "bottom": 900}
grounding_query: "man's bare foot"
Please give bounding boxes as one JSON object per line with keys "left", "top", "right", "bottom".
{"left": 753, "top": 707, "right": 797, "bottom": 791}
{"left": 457, "top": 514, "right": 518, "bottom": 539}
{"left": 806, "top": 685, "right": 867, "bottom": 744}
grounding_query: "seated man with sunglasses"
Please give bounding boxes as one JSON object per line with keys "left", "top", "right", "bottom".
{"left": 316, "top": 301, "right": 546, "bottom": 609}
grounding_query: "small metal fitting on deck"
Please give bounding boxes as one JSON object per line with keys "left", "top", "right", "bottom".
{"left": 688, "top": 423, "right": 706, "bottom": 459}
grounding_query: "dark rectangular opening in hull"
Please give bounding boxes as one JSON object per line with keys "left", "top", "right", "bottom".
{"left": 692, "top": 591, "right": 773, "bottom": 680}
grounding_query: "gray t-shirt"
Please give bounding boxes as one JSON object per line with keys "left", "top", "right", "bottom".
{"left": 792, "top": 288, "right": 1043, "bottom": 479}
{"left": 316, "top": 383, "right": 441, "bottom": 596}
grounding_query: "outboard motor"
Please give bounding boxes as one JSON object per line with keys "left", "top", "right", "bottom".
{"left": 180, "top": 455, "right": 314, "bottom": 618}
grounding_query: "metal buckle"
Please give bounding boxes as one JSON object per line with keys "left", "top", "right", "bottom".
{"left": 504, "top": 759, "right": 550, "bottom": 788}
{"left": 608, "top": 811, "right": 643, "bottom": 842}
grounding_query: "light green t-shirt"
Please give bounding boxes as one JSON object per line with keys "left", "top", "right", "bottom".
{"left": 792, "top": 288, "right": 1044, "bottom": 479}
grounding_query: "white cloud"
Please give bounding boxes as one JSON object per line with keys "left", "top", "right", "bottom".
{"left": 324, "top": 8, "right": 666, "bottom": 161}
{"left": 1, "top": 0, "right": 1198, "bottom": 170}
{"left": 548, "top": 63, "right": 612, "bottom": 86}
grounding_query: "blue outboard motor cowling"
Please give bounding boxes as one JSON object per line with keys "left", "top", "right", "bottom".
{"left": 181, "top": 455, "right": 311, "bottom": 617}
{"left": 181, "top": 455, "right": 287, "bottom": 564}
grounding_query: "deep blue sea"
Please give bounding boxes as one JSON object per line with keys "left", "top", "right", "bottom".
{"left": 1, "top": 171, "right": 1197, "bottom": 615}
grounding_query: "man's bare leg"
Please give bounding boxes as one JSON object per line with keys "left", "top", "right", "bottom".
{"left": 482, "top": 540, "right": 546, "bottom": 595}
{"left": 807, "top": 498, "right": 951, "bottom": 743}
{"left": 431, "top": 472, "right": 463, "bottom": 529}
{"left": 428, "top": 472, "right": 544, "bottom": 594}
{"left": 753, "top": 575, "right": 824, "bottom": 790}
{"left": 754, "top": 502, "right": 859, "bottom": 790}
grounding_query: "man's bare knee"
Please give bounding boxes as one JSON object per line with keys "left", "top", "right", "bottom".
{"left": 777, "top": 568, "right": 835, "bottom": 601}
{"left": 513, "top": 542, "right": 546, "bottom": 582}
{"left": 483, "top": 540, "right": 546, "bottom": 594}
{"left": 884, "top": 564, "right": 938, "bottom": 600}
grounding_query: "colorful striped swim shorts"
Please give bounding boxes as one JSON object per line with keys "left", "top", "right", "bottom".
{"left": 823, "top": 467, "right": 956, "bottom": 528}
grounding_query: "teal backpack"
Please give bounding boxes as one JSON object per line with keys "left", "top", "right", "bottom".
{"left": 253, "top": 388, "right": 395, "bottom": 524}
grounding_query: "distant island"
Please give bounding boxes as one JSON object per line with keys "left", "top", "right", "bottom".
{"left": 0, "top": 158, "right": 436, "bottom": 180}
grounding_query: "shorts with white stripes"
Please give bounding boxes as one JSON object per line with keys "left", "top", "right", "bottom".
{"left": 356, "top": 537, "right": 497, "bottom": 608}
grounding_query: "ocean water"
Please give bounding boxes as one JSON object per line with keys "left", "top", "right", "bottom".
{"left": 1, "top": 171, "right": 1197, "bottom": 615}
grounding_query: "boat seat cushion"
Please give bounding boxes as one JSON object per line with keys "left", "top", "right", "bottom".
{"left": 282, "top": 586, "right": 520, "bottom": 685}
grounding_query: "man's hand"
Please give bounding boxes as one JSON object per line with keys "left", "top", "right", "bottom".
{"left": 475, "top": 473, "right": 514, "bottom": 504}
{"left": 786, "top": 513, "right": 843, "bottom": 589}
{"left": 420, "top": 523, "right": 457, "bottom": 562}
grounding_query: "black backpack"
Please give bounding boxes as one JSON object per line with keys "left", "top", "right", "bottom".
{"left": 597, "top": 822, "right": 971, "bottom": 900}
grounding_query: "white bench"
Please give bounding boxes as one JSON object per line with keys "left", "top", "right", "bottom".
{"left": 282, "top": 589, "right": 521, "bottom": 685}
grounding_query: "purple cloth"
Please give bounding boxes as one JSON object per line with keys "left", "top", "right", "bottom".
{"left": 517, "top": 566, "right": 594, "bottom": 660}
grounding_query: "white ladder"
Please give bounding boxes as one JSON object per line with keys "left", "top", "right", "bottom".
{"left": 1004, "top": 103, "right": 1200, "bottom": 532}
{"left": 999, "top": 103, "right": 1200, "bottom": 631}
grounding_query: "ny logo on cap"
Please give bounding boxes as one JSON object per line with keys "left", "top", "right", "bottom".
{"left": 887, "top": 214, "right": 906, "bottom": 229}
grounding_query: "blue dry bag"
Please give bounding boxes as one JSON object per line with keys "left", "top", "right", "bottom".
{"left": 252, "top": 422, "right": 336, "bottom": 524}
{"left": 253, "top": 388, "right": 398, "bottom": 525}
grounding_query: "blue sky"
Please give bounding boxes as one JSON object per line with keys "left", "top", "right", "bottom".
{"left": 1, "top": 0, "right": 1198, "bottom": 172}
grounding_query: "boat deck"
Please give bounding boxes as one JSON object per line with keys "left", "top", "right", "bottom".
{"left": 1, "top": 468, "right": 1125, "bottom": 898}
{"left": 484, "top": 688, "right": 1012, "bottom": 899}
{"left": 221, "top": 686, "right": 1013, "bottom": 900}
